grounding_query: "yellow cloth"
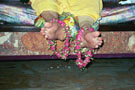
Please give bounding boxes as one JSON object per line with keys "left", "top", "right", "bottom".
{"left": 30, "top": 0, "right": 103, "bottom": 22}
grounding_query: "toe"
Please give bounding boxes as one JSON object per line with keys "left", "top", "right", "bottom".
{"left": 95, "top": 45, "right": 98, "bottom": 48}
{"left": 98, "top": 42, "right": 102, "bottom": 46}
{"left": 97, "top": 38, "right": 103, "bottom": 46}
{"left": 93, "top": 31, "right": 101, "bottom": 37}
{"left": 45, "top": 35, "right": 49, "bottom": 39}
{"left": 41, "top": 28, "right": 46, "bottom": 35}
{"left": 94, "top": 38, "right": 102, "bottom": 48}
{"left": 98, "top": 37, "right": 102, "bottom": 41}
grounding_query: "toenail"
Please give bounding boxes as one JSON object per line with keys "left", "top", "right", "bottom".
{"left": 45, "top": 35, "right": 48, "bottom": 39}
{"left": 96, "top": 45, "right": 98, "bottom": 48}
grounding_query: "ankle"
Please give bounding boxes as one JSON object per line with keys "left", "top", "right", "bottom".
{"left": 41, "top": 11, "right": 58, "bottom": 22}
{"left": 56, "top": 28, "right": 65, "bottom": 41}
{"left": 80, "top": 21, "right": 93, "bottom": 28}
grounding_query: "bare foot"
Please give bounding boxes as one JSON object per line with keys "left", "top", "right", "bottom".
{"left": 41, "top": 22, "right": 65, "bottom": 41}
{"left": 81, "top": 31, "right": 103, "bottom": 49}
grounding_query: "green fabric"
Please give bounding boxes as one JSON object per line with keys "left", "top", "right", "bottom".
{"left": 35, "top": 18, "right": 45, "bottom": 28}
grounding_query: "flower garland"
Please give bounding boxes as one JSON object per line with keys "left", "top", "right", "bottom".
{"left": 44, "top": 18, "right": 95, "bottom": 69}
{"left": 75, "top": 28, "right": 95, "bottom": 69}
{"left": 47, "top": 18, "right": 71, "bottom": 60}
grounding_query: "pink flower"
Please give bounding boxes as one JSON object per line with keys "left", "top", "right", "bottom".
{"left": 78, "top": 64, "right": 83, "bottom": 68}
{"left": 89, "top": 28, "right": 94, "bottom": 32}
{"left": 76, "top": 52, "right": 81, "bottom": 57}
{"left": 50, "top": 46, "right": 55, "bottom": 51}
{"left": 76, "top": 34, "right": 82, "bottom": 41}
{"left": 76, "top": 41, "right": 80, "bottom": 45}
{"left": 81, "top": 28, "right": 85, "bottom": 32}
{"left": 65, "top": 42, "right": 69, "bottom": 47}
{"left": 48, "top": 40, "right": 53, "bottom": 44}
{"left": 51, "top": 18, "right": 55, "bottom": 22}
{"left": 62, "top": 50, "right": 65, "bottom": 54}
{"left": 67, "top": 48, "right": 70, "bottom": 51}
{"left": 65, "top": 39, "right": 69, "bottom": 42}
{"left": 90, "top": 48, "right": 94, "bottom": 50}
{"left": 62, "top": 56, "right": 67, "bottom": 59}
{"left": 76, "top": 58, "right": 81, "bottom": 62}
{"left": 63, "top": 46, "right": 67, "bottom": 50}
{"left": 76, "top": 58, "right": 83, "bottom": 63}
{"left": 87, "top": 51, "right": 93, "bottom": 57}
{"left": 65, "top": 53, "right": 69, "bottom": 57}
{"left": 84, "top": 57, "right": 90, "bottom": 63}
{"left": 76, "top": 58, "right": 84, "bottom": 68}
{"left": 83, "top": 58, "right": 90, "bottom": 67}
{"left": 58, "top": 20, "right": 62, "bottom": 24}
{"left": 82, "top": 63, "right": 87, "bottom": 67}
{"left": 56, "top": 52, "right": 61, "bottom": 58}
{"left": 75, "top": 45, "right": 81, "bottom": 50}
{"left": 65, "top": 27, "right": 69, "bottom": 31}
{"left": 65, "top": 47, "right": 70, "bottom": 51}
{"left": 68, "top": 34, "right": 71, "bottom": 37}
{"left": 61, "top": 23, "right": 65, "bottom": 27}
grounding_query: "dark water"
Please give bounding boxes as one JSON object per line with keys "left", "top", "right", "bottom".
{"left": 0, "top": 59, "right": 135, "bottom": 90}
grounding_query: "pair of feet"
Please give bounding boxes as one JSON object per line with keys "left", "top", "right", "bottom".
{"left": 41, "top": 21, "right": 102, "bottom": 49}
